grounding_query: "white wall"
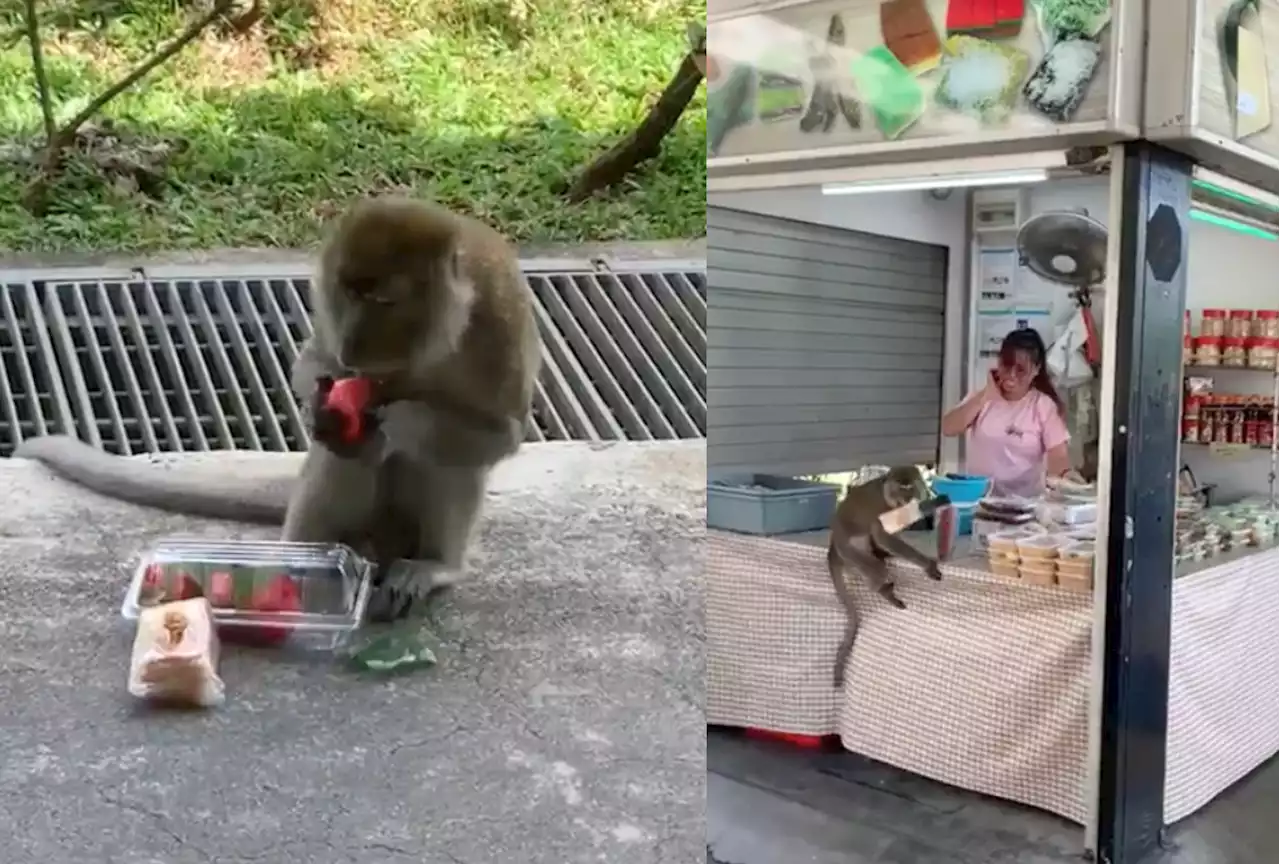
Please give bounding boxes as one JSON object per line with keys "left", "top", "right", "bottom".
{"left": 1183, "top": 218, "right": 1279, "bottom": 502}
{"left": 709, "top": 187, "right": 969, "bottom": 470}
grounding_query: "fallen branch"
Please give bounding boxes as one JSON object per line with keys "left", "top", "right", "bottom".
{"left": 565, "top": 23, "right": 705, "bottom": 203}
{"left": 21, "top": 0, "right": 232, "bottom": 212}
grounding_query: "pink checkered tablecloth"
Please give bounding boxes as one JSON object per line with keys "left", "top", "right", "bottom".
{"left": 707, "top": 530, "right": 1279, "bottom": 827}
{"left": 707, "top": 530, "right": 1094, "bottom": 822}
{"left": 1165, "top": 547, "right": 1279, "bottom": 824}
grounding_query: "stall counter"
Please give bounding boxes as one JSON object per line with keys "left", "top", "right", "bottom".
{"left": 706, "top": 529, "right": 1279, "bottom": 827}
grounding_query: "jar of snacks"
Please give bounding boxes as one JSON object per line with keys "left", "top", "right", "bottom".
{"left": 1192, "top": 337, "right": 1221, "bottom": 366}
{"left": 1255, "top": 310, "right": 1279, "bottom": 339}
{"left": 1183, "top": 310, "right": 1191, "bottom": 339}
{"left": 1215, "top": 400, "right": 1235, "bottom": 444}
{"left": 1245, "top": 398, "right": 1260, "bottom": 446}
{"left": 1222, "top": 337, "right": 1248, "bottom": 367}
{"left": 1182, "top": 415, "right": 1199, "bottom": 443}
{"left": 1200, "top": 309, "right": 1226, "bottom": 338}
{"left": 1199, "top": 398, "right": 1218, "bottom": 444}
{"left": 1260, "top": 399, "right": 1275, "bottom": 448}
{"left": 1230, "top": 399, "right": 1247, "bottom": 444}
{"left": 1227, "top": 310, "right": 1254, "bottom": 339}
{"left": 1247, "top": 337, "right": 1278, "bottom": 370}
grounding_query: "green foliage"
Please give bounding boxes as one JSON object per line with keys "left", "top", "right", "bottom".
{"left": 0, "top": 0, "right": 706, "bottom": 252}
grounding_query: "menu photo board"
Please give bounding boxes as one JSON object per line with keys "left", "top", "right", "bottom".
{"left": 707, "top": 0, "right": 1131, "bottom": 164}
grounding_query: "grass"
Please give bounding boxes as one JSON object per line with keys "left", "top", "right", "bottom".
{"left": 0, "top": 0, "right": 706, "bottom": 253}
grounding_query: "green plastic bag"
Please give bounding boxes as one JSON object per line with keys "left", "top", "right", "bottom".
{"left": 850, "top": 46, "right": 925, "bottom": 140}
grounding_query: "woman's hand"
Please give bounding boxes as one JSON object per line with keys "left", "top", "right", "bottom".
{"left": 981, "top": 369, "right": 1003, "bottom": 403}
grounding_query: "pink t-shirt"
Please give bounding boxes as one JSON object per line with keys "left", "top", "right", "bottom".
{"left": 964, "top": 390, "right": 1070, "bottom": 498}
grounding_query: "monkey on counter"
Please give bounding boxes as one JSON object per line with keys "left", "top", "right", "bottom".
{"left": 14, "top": 197, "right": 541, "bottom": 621}
{"left": 826, "top": 466, "right": 944, "bottom": 687}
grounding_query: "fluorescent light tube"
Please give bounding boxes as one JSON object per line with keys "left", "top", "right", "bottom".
{"left": 821, "top": 169, "right": 1049, "bottom": 196}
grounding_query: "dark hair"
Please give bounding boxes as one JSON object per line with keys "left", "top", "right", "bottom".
{"left": 999, "top": 328, "right": 1065, "bottom": 416}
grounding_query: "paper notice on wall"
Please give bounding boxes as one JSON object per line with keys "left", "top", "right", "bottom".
{"left": 977, "top": 249, "right": 1017, "bottom": 315}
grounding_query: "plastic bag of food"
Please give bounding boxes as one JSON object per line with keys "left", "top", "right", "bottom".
{"left": 1023, "top": 38, "right": 1101, "bottom": 122}
{"left": 935, "top": 35, "right": 1030, "bottom": 123}
{"left": 128, "top": 598, "right": 225, "bottom": 708}
{"left": 850, "top": 45, "right": 925, "bottom": 140}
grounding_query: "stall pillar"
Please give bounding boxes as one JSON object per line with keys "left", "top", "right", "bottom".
{"left": 1096, "top": 142, "right": 1192, "bottom": 864}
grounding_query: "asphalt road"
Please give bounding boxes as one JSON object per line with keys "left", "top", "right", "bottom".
{"left": 0, "top": 441, "right": 706, "bottom": 864}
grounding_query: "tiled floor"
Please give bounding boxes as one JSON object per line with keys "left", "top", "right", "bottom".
{"left": 707, "top": 727, "right": 1276, "bottom": 864}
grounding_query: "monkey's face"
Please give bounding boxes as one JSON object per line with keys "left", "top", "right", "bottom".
{"left": 315, "top": 198, "right": 472, "bottom": 376}
{"left": 881, "top": 467, "right": 926, "bottom": 509}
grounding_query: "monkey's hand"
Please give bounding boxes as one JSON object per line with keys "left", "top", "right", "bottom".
{"left": 310, "top": 376, "right": 380, "bottom": 459}
{"left": 368, "top": 559, "right": 451, "bottom": 622}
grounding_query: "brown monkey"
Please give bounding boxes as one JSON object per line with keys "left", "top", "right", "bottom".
{"left": 13, "top": 197, "right": 540, "bottom": 621}
{"left": 827, "top": 466, "right": 943, "bottom": 686}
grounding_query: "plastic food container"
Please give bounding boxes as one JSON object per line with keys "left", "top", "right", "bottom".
{"left": 1254, "top": 310, "right": 1279, "bottom": 339}
{"left": 1015, "top": 534, "right": 1060, "bottom": 560}
{"left": 123, "top": 538, "right": 375, "bottom": 651}
{"left": 1200, "top": 309, "right": 1226, "bottom": 338}
{"left": 1222, "top": 337, "right": 1247, "bottom": 367}
{"left": 988, "top": 530, "right": 1026, "bottom": 557}
{"left": 989, "top": 557, "right": 1020, "bottom": 578}
{"left": 1057, "top": 571, "right": 1093, "bottom": 594}
{"left": 1248, "top": 337, "right": 1278, "bottom": 370}
{"left": 1227, "top": 310, "right": 1254, "bottom": 339}
{"left": 1192, "top": 336, "right": 1221, "bottom": 366}
{"left": 1060, "top": 540, "right": 1095, "bottom": 563}
{"left": 1018, "top": 561, "right": 1057, "bottom": 585}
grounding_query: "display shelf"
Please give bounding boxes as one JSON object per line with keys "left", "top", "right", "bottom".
{"left": 1177, "top": 355, "right": 1280, "bottom": 509}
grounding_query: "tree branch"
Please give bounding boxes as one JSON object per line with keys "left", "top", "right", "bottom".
{"left": 566, "top": 47, "right": 704, "bottom": 203}
{"left": 22, "top": 0, "right": 56, "bottom": 144}
{"left": 51, "top": 0, "right": 233, "bottom": 150}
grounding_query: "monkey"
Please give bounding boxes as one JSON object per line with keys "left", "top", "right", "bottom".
{"left": 13, "top": 196, "right": 541, "bottom": 622}
{"left": 826, "top": 466, "right": 944, "bottom": 687}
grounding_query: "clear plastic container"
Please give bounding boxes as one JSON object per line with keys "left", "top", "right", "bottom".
{"left": 1200, "top": 309, "right": 1226, "bottom": 338}
{"left": 1247, "top": 337, "right": 1278, "bottom": 370}
{"left": 1254, "top": 310, "right": 1279, "bottom": 339}
{"left": 122, "top": 539, "right": 375, "bottom": 651}
{"left": 1221, "top": 337, "right": 1247, "bottom": 367}
{"left": 1227, "top": 310, "right": 1254, "bottom": 339}
{"left": 1192, "top": 336, "right": 1221, "bottom": 366}
{"left": 1015, "top": 534, "right": 1061, "bottom": 560}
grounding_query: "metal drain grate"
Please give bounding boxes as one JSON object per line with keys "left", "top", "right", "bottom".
{"left": 0, "top": 260, "right": 706, "bottom": 457}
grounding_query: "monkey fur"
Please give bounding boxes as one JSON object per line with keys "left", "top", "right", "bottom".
{"left": 13, "top": 197, "right": 540, "bottom": 621}
{"left": 827, "top": 466, "right": 943, "bottom": 687}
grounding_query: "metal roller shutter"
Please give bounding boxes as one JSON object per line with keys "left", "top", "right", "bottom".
{"left": 708, "top": 205, "right": 948, "bottom": 477}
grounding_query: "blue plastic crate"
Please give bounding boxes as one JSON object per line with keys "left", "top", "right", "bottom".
{"left": 707, "top": 474, "right": 840, "bottom": 535}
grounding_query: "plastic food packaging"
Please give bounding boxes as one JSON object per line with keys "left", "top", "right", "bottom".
{"left": 1018, "top": 560, "right": 1057, "bottom": 585}
{"left": 881, "top": 0, "right": 943, "bottom": 74}
{"left": 1015, "top": 534, "right": 1060, "bottom": 560}
{"left": 937, "top": 35, "right": 1030, "bottom": 123}
{"left": 1023, "top": 38, "right": 1101, "bottom": 123}
{"left": 128, "top": 598, "right": 224, "bottom": 707}
{"left": 850, "top": 46, "right": 926, "bottom": 139}
{"left": 989, "top": 557, "right": 1020, "bottom": 579}
{"left": 124, "top": 539, "right": 376, "bottom": 651}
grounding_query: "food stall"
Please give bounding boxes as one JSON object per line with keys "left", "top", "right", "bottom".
{"left": 705, "top": 1, "right": 1278, "bottom": 860}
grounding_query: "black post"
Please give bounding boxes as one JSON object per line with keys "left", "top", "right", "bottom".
{"left": 1095, "top": 142, "right": 1192, "bottom": 863}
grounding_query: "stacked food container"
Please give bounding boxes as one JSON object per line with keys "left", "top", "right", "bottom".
{"left": 985, "top": 528, "right": 1095, "bottom": 593}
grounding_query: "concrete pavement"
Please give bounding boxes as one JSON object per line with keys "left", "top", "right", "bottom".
{"left": 0, "top": 441, "right": 706, "bottom": 863}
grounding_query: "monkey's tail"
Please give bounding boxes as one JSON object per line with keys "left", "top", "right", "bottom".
{"left": 12, "top": 435, "right": 291, "bottom": 525}
{"left": 827, "top": 542, "right": 858, "bottom": 688}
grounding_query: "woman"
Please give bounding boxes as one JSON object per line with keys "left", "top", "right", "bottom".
{"left": 941, "top": 328, "right": 1074, "bottom": 498}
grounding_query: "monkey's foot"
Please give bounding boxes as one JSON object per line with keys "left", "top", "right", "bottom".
{"left": 366, "top": 559, "right": 456, "bottom": 622}
{"left": 925, "top": 562, "right": 943, "bottom": 581}
{"left": 878, "top": 584, "right": 908, "bottom": 610}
